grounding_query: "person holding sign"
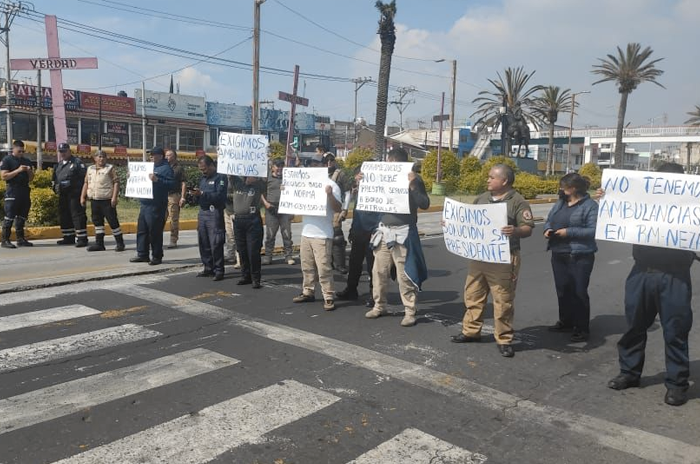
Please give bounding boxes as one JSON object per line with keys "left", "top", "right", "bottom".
{"left": 129, "top": 147, "right": 174, "bottom": 266}
{"left": 543, "top": 173, "right": 598, "bottom": 343}
{"left": 262, "top": 159, "right": 294, "bottom": 265}
{"left": 322, "top": 150, "right": 352, "bottom": 274}
{"left": 192, "top": 155, "right": 228, "bottom": 281}
{"left": 231, "top": 175, "right": 266, "bottom": 289}
{"left": 292, "top": 153, "right": 343, "bottom": 311}
{"left": 452, "top": 164, "right": 534, "bottom": 357}
{"left": 605, "top": 162, "right": 695, "bottom": 407}
{"left": 365, "top": 148, "right": 430, "bottom": 327}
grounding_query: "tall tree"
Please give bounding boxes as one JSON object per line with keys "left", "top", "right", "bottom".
{"left": 471, "top": 66, "right": 542, "bottom": 156}
{"left": 686, "top": 105, "right": 700, "bottom": 126}
{"left": 374, "top": 0, "right": 396, "bottom": 159}
{"left": 533, "top": 86, "right": 573, "bottom": 175}
{"left": 592, "top": 43, "right": 664, "bottom": 169}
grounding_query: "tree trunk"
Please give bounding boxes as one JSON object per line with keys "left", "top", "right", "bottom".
{"left": 614, "top": 92, "right": 629, "bottom": 169}
{"left": 375, "top": 55, "right": 392, "bottom": 159}
{"left": 547, "top": 122, "right": 555, "bottom": 176}
{"left": 687, "top": 142, "right": 692, "bottom": 172}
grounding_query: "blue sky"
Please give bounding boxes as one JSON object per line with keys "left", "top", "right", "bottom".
{"left": 7, "top": 0, "right": 700, "bottom": 128}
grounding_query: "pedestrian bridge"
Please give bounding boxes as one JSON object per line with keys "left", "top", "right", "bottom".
{"left": 531, "top": 125, "right": 700, "bottom": 144}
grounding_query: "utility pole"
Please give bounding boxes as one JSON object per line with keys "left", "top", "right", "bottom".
{"left": 351, "top": 77, "right": 371, "bottom": 145}
{"left": 448, "top": 59, "right": 456, "bottom": 152}
{"left": 36, "top": 69, "right": 41, "bottom": 169}
{"left": 436, "top": 92, "right": 445, "bottom": 185}
{"left": 567, "top": 90, "right": 590, "bottom": 172}
{"left": 252, "top": 0, "right": 266, "bottom": 135}
{"left": 0, "top": 2, "right": 24, "bottom": 148}
{"left": 141, "top": 81, "right": 146, "bottom": 161}
{"left": 389, "top": 85, "right": 416, "bottom": 131}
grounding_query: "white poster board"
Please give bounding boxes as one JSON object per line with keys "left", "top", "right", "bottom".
{"left": 442, "top": 197, "right": 511, "bottom": 263}
{"left": 596, "top": 169, "right": 700, "bottom": 251}
{"left": 278, "top": 167, "right": 329, "bottom": 216}
{"left": 355, "top": 162, "right": 414, "bottom": 214}
{"left": 125, "top": 162, "right": 154, "bottom": 199}
{"left": 216, "top": 132, "right": 269, "bottom": 178}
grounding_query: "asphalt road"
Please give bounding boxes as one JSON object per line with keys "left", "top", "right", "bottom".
{"left": 1, "top": 212, "right": 699, "bottom": 463}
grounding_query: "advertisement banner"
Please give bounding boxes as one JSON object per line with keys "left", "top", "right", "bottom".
{"left": 442, "top": 198, "right": 511, "bottom": 263}
{"left": 206, "top": 101, "right": 316, "bottom": 134}
{"left": 355, "top": 162, "right": 414, "bottom": 214}
{"left": 80, "top": 92, "right": 136, "bottom": 115}
{"left": 10, "top": 83, "right": 79, "bottom": 110}
{"left": 216, "top": 132, "right": 268, "bottom": 178}
{"left": 278, "top": 168, "right": 329, "bottom": 216}
{"left": 125, "top": 162, "right": 154, "bottom": 199}
{"left": 134, "top": 89, "right": 205, "bottom": 121}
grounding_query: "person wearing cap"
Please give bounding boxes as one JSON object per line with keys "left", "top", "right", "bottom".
{"left": 231, "top": 174, "right": 266, "bottom": 288}
{"left": 164, "top": 149, "right": 186, "bottom": 249}
{"left": 321, "top": 149, "right": 352, "bottom": 274}
{"left": 192, "top": 155, "right": 228, "bottom": 281}
{"left": 261, "top": 158, "right": 294, "bottom": 265}
{"left": 292, "top": 152, "right": 343, "bottom": 311}
{"left": 80, "top": 150, "right": 125, "bottom": 252}
{"left": 53, "top": 142, "right": 89, "bottom": 247}
{"left": 0, "top": 140, "right": 34, "bottom": 248}
{"left": 129, "top": 146, "right": 174, "bottom": 265}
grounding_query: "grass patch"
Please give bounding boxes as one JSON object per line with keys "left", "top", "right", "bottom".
{"left": 94, "top": 198, "right": 200, "bottom": 223}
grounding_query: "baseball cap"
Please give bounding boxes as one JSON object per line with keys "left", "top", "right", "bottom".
{"left": 272, "top": 159, "right": 285, "bottom": 167}
{"left": 58, "top": 142, "right": 70, "bottom": 152}
{"left": 147, "top": 146, "right": 165, "bottom": 156}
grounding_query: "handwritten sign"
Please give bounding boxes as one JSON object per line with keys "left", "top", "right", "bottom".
{"left": 125, "top": 162, "right": 154, "bottom": 199}
{"left": 442, "top": 197, "right": 511, "bottom": 263}
{"left": 355, "top": 162, "right": 414, "bottom": 214}
{"left": 216, "top": 132, "right": 268, "bottom": 178}
{"left": 278, "top": 167, "right": 329, "bottom": 216}
{"left": 596, "top": 169, "right": 700, "bottom": 251}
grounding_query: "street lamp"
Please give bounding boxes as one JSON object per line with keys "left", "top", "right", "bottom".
{"left": 500, "top": 96, "right": 508, "bottom": 156}
{"left": 567, "top": 90, "right": 590, "bottom": 172}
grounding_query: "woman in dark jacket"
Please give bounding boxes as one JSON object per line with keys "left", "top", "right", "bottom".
{"left": 544, "top": 173, "right": 598, "bottom": 342}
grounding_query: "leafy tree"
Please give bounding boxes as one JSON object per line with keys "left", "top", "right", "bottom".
{"left": 685, "top": 105, "right": 700, "bottom": 126}
{"left": 344, "top": 147, "right": 375, "bottom": 171}
{"left": 421, "top": 149, "right": 460, "bottom": 193}
{"left": 269, "top": 141, "right": 286, "bottom": 160}
{"left": 578, "top": 162, "right": 602, "bottom": 189}
{"left": 374, "top": 1, "right": 397, "bottom": 159}
{"left": 592, "top": 43, "right": 664, "bottom": 168}
{"left": 533, "top": 86, "right": 573, "bottom": 175}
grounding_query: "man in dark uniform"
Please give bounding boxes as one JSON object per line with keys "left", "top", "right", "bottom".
{"left": 262, "top": 159, "right": 294, "bottom": 265}
{"left": 607, "top": 162, "right": 695, "bottom": 406}
{"left": 231, "top": 175, "right": 265, "bottom": 289}
{"left": 193, "top": 155, "right": 227, "bottom": 281}
{"left": 53, "top": 142, "right": 88, "bottom": 247}
{"left": 0, "top": 140, "right": 34, "bottom": 248}
{"left": 129, "top": 147, "right": 174, "bottom": 265}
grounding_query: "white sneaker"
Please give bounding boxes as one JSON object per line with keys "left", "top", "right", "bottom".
{"left": 286, "top": 257, "right": 295, "bottom": 265}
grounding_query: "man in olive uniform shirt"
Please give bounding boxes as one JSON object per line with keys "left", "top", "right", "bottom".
{"left": 165, "top": 149, "right": 186, "bottom": 249}
{"left": 451, "top": 164, "right": 534, "bottom": 357}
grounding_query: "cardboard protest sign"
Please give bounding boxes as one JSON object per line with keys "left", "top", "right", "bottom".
{"left": 596, "top": 169, "right": 700, "bottom": 251}
{"left": 125, "top": 162, "right": 154, "bottom": 199}
{"left": 355, "top": 161, "right": 414, "bottom": 214}
{"left": 442, "top": 197, "right": 511, "bottom": 263}
{"left": 216, "top": 132, "right": 268, "bottom": 178}
{"left": 277, "top": 167, "right": 329, "bottom": 216}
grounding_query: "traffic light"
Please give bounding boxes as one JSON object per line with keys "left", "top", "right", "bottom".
{"left": 290, "top": 136, "right": 299, "bottom": 150}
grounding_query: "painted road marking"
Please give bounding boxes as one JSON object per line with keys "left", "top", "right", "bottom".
{"left": 0, "top": 348, "right": 238, "bottom": 435}
{"left": 0, "top": 305, "right": 101, "bottom": 333}
{"left": 348, "top": 428, "right": 487, "bottom": 464}
{"left": 53, "top": 380, "right": 339, "bottom": 464}
{"left": 0, "top": 324, "right": 160, "bottom": 372}
{"left": 117, "top": 285, "right": 700, "bottom": 464}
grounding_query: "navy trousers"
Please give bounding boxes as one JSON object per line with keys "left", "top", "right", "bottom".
{"left": 136, "top": 204, "right": 166, "bottom": 259}
{"left": 346, "top": 229, "right": 374, "bottom": 292}
{"left": 551, "top": 253, "right": 595, "bottom": 332}
{"left": 234, "top": 214, "right": 263, "bottom": 282}
{"left": 618, "top": 265, "right": 693, "bottom": 389}
{"left": 197, "top": 209, "right": 226, "bottom": 275}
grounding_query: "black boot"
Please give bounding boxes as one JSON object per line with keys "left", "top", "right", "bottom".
{"left": 1, "top": 221, "right": 16, "bottom": 249}
{"left": 76, "top": 237, "right": 89, "bottom": 248}
{"left": 87, "top": 234, "right": 105, "bottom": 252}
{"left": 332, "top": 241, "right": 347, "bottom": 274}
{"left": 14, "top": 217, "right": 33, "bottom": 247}
{"left": 57, "top": 235, "right": 76, "bottom": 245}
{"left": 114, "top": 234, "right": 125, "bottom": 252}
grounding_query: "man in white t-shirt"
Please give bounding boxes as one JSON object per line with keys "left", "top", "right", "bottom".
{"left": 292, "top": 153, "right": 343, "bottom": 310}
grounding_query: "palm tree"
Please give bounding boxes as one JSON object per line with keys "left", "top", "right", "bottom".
{"left": 686, "top": 105, "right": 700, "bottom": 126}
{"left": 374, "top": 0, "right": 396, "bottom": 160}
{"left": 592, "top": 43, "right": 664, "bottom": 169}
{"left": 471, "top": 66, "right": 543, "bottom": 156}
{"left": 533, "top": 86, "right": 573, "bottom": 175}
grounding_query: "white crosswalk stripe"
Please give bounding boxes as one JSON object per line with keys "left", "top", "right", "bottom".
{"left": 0, "top": 304, "right": 101, "bottom": 332}
{"left": 347, "top": 428, "right": 487, "bottom": 464}
{"left": 52, "top": 380, "right": 340, "bottom": 464}
{"left": 0, "top": 324, "right": 161, "bottom": 372}
{"left": 0, "top": 348, "right": 238, "bottom": 435}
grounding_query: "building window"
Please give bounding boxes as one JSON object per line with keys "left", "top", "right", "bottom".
{"left": 179, "top": 129, "right": 204, "bottom": 152}
{"left": 12, "top": 113, "right": 37, "bottom": 142}
{"left": 101, "top": 121, "right": 129, "bottom": 147}
{"left": 132, "top": 125, "right": 155, "bottom": 149}
{"left": 81, "top": 119, "right": 100, "bottom": 145}
{"left": 67, "top": 118, "right": 79, "bottom": 145}
{"left": 155, "top": 125, "right": 177, "bottom": 150}
{"left": 209, "top": 127, "right": 218, "bottom": 147}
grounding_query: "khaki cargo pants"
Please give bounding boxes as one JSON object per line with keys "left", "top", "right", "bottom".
{"left": 300, "top": 236, "right": 334, "bottom": 300}
{"left": 166, "top": 192, "right": 181, "bottom": 244}
{"left": 372, "top": 238, "right": 417, "bottom": 316}
{"left": 462, "top": 251, "right": 521, "bottom": 344}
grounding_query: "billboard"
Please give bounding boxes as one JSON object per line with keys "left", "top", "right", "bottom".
{"left": 206, "top": 102, "right": 316, "bottom": 134}
{"left": 134, "top": 89, "right": 206, "bottom": 122}
{"left": 80, "top": 92, "right": 135, "bottom": 115}
{"left": 10, "top": 83, "right": 79, "bottom": 111}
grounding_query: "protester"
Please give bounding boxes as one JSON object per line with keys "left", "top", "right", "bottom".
{"left": 606, "top": 162, "right": 695, "bottom": 406}
{"left": 451, "top": 164, "right": 534, "bottom": 357}
{"left": 53, "top": 142, "right": 88, "bottom": 247}
{"left": 322, "top": 150, "right": 351, "bottom": 274}
{"left": 129, "top": 147, "right": 174, "bottom": 265}
{"left": 365, "top": 147, "right": 429, "bottom": 327}
{"left": 223, "top": 178, "right": 239, "bottom": 268}
{"left": 192, "top": 155, "right": 227, "bottom": 281}
{"left": 543, "top": 173, "right": 598, "bottom": 342}
{"left": 164, "top": 149, "right": 186, "bottom": 249}
{"left": 292, "top": 153, "right": 342, "bottom": 311}
{"left": 0, "top": 140, "right": 33, "bottom": 248}
{"left": 231, "top": 175, "right": 265, "bottom": 288}
{"left": 336, "top": 166, "right": 381, "bottom": 307}
{"left": 262, "top": 159, "right": 294, "bottom": 265}
{"left": 80, "top": 150, "right": 125, "bottom": 252}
